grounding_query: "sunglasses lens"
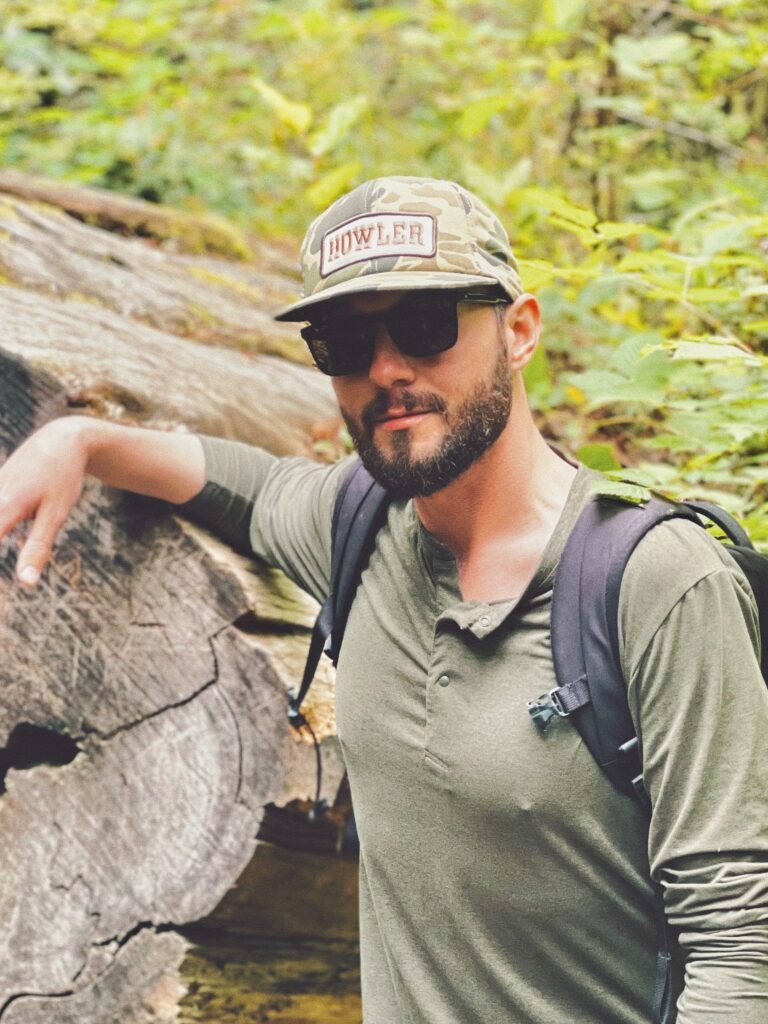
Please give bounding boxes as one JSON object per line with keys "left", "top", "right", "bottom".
{"left": 386, "top": 292, "right": 458, "bottom": 357}
{"left": 301, "top": 318, "right": 375, "bottom": 376}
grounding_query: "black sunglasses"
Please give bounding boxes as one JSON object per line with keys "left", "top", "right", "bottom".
{"left": 300, "top": 288, "right": 510, "bottom": 377}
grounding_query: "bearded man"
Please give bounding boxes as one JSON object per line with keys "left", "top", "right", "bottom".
{"left": 1, "top": 177, "right": 766, "bottom": 1024}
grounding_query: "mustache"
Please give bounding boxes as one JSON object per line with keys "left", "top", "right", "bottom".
{"left": 361, "top": 389, "right": 447, "bottom": 434}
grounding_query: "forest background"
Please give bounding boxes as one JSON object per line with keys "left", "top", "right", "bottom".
{"left": 1, "top": 0, "right": 766, "bottom": 537}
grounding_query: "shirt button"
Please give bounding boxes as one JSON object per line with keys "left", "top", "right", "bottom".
{"left": 438, "top": 674, "right": 450, "bottom": 687}
{"left": 479, "top": 615, "right": 490, "bottom": 628}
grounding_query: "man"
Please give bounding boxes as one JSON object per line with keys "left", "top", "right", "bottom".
{"left": 1, "top": 177, "right": 766, "bottom": 1023}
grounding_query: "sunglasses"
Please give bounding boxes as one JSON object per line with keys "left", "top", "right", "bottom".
{"left": 300, "top": 288, "right": 510, "bottom": 377}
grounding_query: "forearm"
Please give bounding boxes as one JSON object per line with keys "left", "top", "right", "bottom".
{"left": 76, "top": 417, "right": 206, "bottom": 504}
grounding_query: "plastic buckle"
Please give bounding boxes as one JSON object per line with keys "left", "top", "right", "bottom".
{"left": 527, "top": 688, "right": 570, "bottom": 734}
{"left": 548, "top": 687, "right": 572, "bottom": 718}
{"left": 527, "top": 697, "right": 554, "bottom": 734}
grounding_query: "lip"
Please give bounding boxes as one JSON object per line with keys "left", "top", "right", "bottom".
{"left": 375, "top": 410, "right": 432, "bottom": 431}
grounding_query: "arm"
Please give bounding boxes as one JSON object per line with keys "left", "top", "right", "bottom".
{"left": 181, "top": 435, "right": 354, "bottom": 605}
{"left": 620, "top": 520, "right": 768, "bottom": 1022}
{"left": 0, "top": 415, "right": 205, "bottom": 587}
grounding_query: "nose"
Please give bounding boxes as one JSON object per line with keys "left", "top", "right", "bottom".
{"left": 367, "top": 324, "right": 416, "bottom": 389}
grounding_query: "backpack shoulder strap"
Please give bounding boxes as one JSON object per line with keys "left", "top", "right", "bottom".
{"left": 681, "top": 499, "right": 754, "bottom": 549}
{"left": 679, "top": 502, "right": 767, "bottom": 681}
{"left": 289, "top": 459, "right": 388, "bottom": 725}
{"left": 546, "top": 494, "right": 698, "bottom": 799}
{"left": 327, "top": 459, "right": 390, "bottom": 663}
{"left": 546, "top": 493, "right": 763, "bottom": 1024}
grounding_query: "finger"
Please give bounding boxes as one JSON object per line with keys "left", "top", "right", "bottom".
{"left": 0, "top": 491, "right": 31, "bottom": 543}
{"left": 16, "top": 503, "right": 68, "bottom": 588}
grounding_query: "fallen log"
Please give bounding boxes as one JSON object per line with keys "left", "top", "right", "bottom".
{"left": 0, "top": 348, "right": 345, "bottom": 1021}
{"left": 0, "top": 180, "right": 350, "bottom": 1021}
{"left": 0, "top": 186, "right": 309, "bottom": 365}
{"left": 0, "top": 168, "right": 255, "bottom": 262}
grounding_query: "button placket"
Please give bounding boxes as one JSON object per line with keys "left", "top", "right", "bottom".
{"left": 423, "top": 616, "right": 455, "bottom": 770}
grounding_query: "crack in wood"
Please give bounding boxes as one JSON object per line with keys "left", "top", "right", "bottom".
{"left": 71, "top": 624, "right": 229, "bottom": 745}
{"left": 0, "top": 923, "right": 181, "bottom": 1020}
{"left": 0, "top": 988, "right": 76, "bottom": 1021}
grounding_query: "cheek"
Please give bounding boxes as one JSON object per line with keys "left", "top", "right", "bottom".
{"left": 332, "top": 378, "right": 370, "bottom": 416}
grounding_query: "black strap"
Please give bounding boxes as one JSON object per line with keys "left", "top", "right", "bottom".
{"left": 681, "top": 500, "right": 754, "bottom": 549}
{"left": 327, "top": 461, "right": 389, "bottom": 664}
{"left": 550, "top": 495, "right": 699, "bottom": 796}
{"left": 549, "top": 494, "right": 719, "bottom": 1024}
{"left": 289, "top": 460, "right": 388, "bottom": 724}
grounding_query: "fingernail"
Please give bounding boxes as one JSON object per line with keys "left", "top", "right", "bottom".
{"left": 19, "top": 566, "right": 39, "bottom": 585}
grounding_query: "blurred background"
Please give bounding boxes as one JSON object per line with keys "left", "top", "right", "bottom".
{"left": 2, "top": 0, "right": 766, "bottom": 529}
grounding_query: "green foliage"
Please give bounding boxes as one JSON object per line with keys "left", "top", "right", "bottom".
{"left": 1, "top": 0, "right": 766, "bottom": 527}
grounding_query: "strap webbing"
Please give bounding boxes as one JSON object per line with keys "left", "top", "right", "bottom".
{"left": 550, "top": 675, "right": 590, "bottom": 714}
{"left": 289, "top": 460, "right": 388, "bottom": 724}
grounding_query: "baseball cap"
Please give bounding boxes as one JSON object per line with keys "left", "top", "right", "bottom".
{"left": 274, "top": 176, "right": 524, "bottom": 322}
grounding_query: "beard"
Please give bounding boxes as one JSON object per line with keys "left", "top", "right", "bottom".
{"left": 340, "top": 345, "right": 512, "bottom": 499}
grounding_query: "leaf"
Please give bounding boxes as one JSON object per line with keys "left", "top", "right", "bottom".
{"left": 461, "top": 159, "right": 532, "bottom": 204}
{"left": 630, "top": 184, "right": 677, "bottom": 211}
{"left": 606, "top": 466, "right": 659, "bottom": 488}
{"left": 613, "top": 33, "right": 693, "bottom": 80}
{"left": 251, "top": 79, "right": 312, "bottom": 135}
{"left": 684, "top": 287, "right": 742, "bottom": 303}
{"left": 543, "top": 0, "right": 588, "bottom": 30}
{"left": 612, "top": 333, "right": 662, "bottom": 378}
{"left": 306, "top": 161, "right": 363, "bottom": 210}
{"left": 308, "top": 96, "right": 369, "bottom": 157}
{"left": 577, "top": 443, "right": 621, "bottom": 472}
{"left": 699, "top": 222, "right": 749, "bottom": 256}
{"left": 595, "top": 220, "right": 655, "bottom": 241}
{"left": 548, "top": 213, "right": 599, "bottom": 246}
{"left": 743, "top": 320, "right": 768, "bottom": 335}
{"left": 565, "top": 384, "right": 587, "bottom": 406}
{"left": 670, "top": 342, "right": 760, "bottom": 364}
{"left": 457, "top": 94, "right": 511, "bottom": 139}
{"left": 591, "top": 480, "right": 652, "bottom": 505}
{"left": 517, "top": 258, "right": 557, "bottom": 290}
{"left": 512, "top": 187, "right": 597, "bottom": 229}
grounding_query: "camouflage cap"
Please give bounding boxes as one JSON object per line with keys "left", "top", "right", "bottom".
{"left": 274, "top": 176, "right": 523, "bottom": 321}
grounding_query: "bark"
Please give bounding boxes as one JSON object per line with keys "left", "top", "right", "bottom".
{"left": 0, "top": 283, "right": 334, "bottom": 456}
{"left": 0, "top": 185, "right": 311, "bottom": 364}
{"left": 0, "top": 168, "right": 256, "bottom": 262}
{"left": 0, "top": 181, "right": 350, "bottom": 1020}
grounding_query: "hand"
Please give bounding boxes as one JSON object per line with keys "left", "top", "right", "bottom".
{"left": 0, "top": 417, "right": 89, "bottom": 588}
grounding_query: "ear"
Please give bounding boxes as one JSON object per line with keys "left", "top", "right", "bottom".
{"left": 502, "top": 293, "right": 541, "bottom": 371}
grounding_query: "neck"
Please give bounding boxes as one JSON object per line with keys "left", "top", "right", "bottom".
{"left": 413, "top": 376, "right": 576, "bottom": 560}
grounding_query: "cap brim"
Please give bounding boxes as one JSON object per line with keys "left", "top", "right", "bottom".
{"left": 273, "top": 270, "right": 501, "bottom": 322}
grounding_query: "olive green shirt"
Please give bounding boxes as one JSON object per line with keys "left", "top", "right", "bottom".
{"left": 182, "top": 436, "right": 768, "bottom": 1024}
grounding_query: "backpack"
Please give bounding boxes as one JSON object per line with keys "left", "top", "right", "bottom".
{"left": 288, "top": 458, "right": 768, "bottom": 1024}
